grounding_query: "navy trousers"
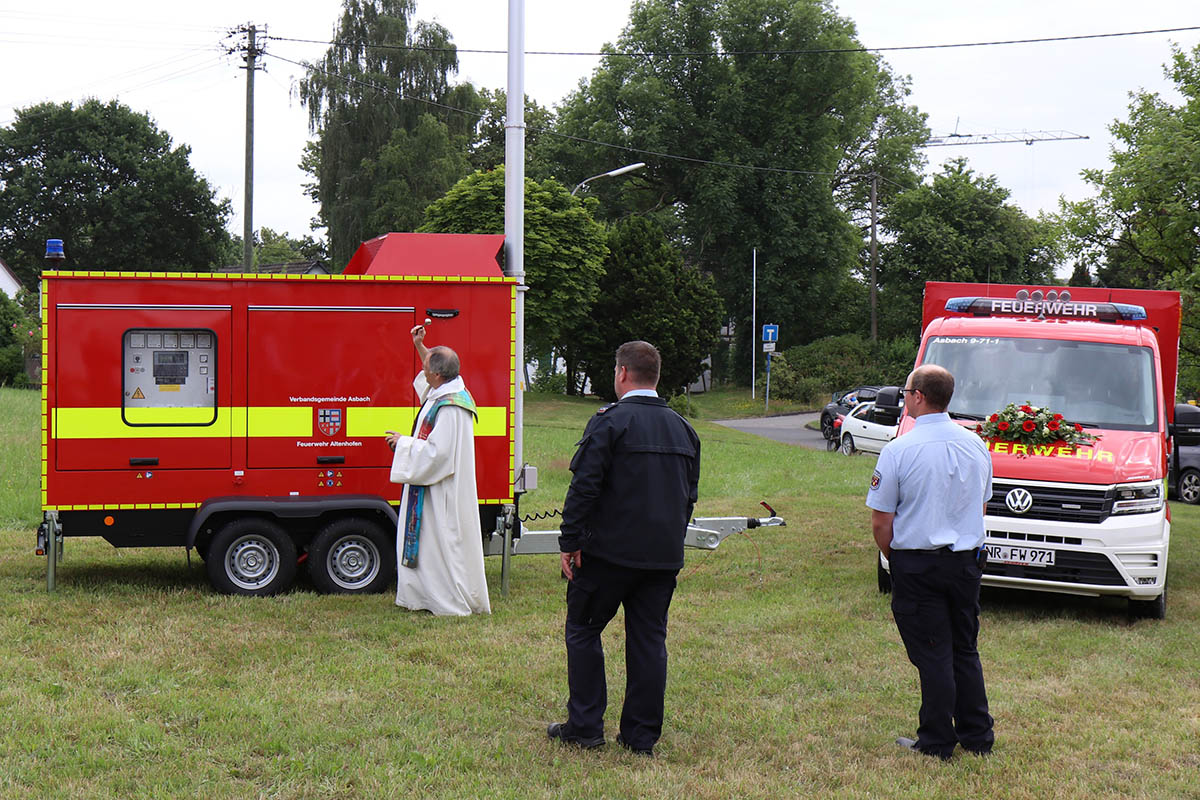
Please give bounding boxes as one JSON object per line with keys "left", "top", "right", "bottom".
{"left": 564, "top": 556, "right": 678, "bottom": 750}
{"left": 889, "top": 548, "right": 994, "bottom": 757}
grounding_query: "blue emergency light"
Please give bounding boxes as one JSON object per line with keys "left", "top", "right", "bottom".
{"left": 45, "top": 239, "right": 65, "bottom": 260}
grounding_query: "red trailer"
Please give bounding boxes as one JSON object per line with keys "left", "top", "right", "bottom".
{"left": 39, "top": 233, "right": 515, "bottom": 595}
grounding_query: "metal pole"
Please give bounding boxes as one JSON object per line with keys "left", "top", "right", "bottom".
{"left": 764, "top": 352, "right": 771, "bottom": 413}
{"left": 869, "top": 173, "right": 878, "bottom": 341}
{"left": 243, "top": 24, "right": 257, "bottom": 272}
{"left": 751, "top": 248, "right": 757, "bottom": 399}
{"left": 503, "top": 0, "right": 526, "bottom": 595}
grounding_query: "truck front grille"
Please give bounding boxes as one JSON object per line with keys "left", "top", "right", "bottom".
{"left": 983, "top": 550, "right": 1125, "bottom": 586}
{"left": 988, "top": 482, "right": 1111, "bottom": 524}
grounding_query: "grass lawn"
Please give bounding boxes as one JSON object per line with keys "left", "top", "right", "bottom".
{"left": 0, "top": 387, "right": 1196, "bottom": 798}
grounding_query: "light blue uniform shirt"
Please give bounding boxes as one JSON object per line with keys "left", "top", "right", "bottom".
{"left": 865, "top": 412, "right": 993, "bottom": 552}
{"left": 621, "top": 389, "right": 659, "bottom": 399}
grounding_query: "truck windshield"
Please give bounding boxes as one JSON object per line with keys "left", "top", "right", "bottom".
{"left": 922, "top": 336, "right": 1158, "bottom": 431}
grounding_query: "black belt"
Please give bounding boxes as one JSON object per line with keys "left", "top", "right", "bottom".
{"left": 896, "top": 546, "right": 977, "bottom": 557}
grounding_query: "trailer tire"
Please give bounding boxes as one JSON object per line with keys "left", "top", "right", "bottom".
{"left": 207, "top": 518, "right": 297, "bottom": 596}
{"left": 308, "top": 517, "right": 395, "bottom": 595}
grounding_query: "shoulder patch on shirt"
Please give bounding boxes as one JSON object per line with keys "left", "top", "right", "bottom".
{"left": 595, "top": 403, "right": 615, "bottom": 415}
{"left": 870, "top": 470, "right": 882, "bottom": 490}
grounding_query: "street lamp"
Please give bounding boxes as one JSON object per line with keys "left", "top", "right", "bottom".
{"left": 571, "top": 162, "right": 646, "bottom": 195}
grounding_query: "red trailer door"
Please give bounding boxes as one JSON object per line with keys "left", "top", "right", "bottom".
{"left": 246, "top": 303, "right": 417, "bottom": 469}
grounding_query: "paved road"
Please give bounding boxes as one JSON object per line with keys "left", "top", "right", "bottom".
{"left": 712, "top": 412, "right": 832, "bottom": 450}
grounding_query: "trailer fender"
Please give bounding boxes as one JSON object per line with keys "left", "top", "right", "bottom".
{"left": 186, "top": 495, "right": 398, "bottom": 551}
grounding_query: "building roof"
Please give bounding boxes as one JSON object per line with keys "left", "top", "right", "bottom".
{"left": 215, "top": 260, "right": 329, "bottom": 275}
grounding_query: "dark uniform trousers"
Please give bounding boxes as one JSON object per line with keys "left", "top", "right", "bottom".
{"left": 564, "top": 556, "right": 678, "bottom": 751}
{"left": 889, "top": 548, "right": 994, "bottom": 757}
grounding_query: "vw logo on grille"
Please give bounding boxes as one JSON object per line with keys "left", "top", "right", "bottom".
{"left": 1005, "top": 487, "right": 1033, "bottom": 514}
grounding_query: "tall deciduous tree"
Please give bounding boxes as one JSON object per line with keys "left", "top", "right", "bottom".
{"left": 300, "top": 0, "right": 481, "bottom": 268}
{"left": 572, "top": 216, "right": 724, "bottom": 400}
{"left": 543, "top": 0, "right": 927, "bottom": 379}
{"left": 0, "top": 100, "right": 231, "bottom": 285}
{"left": 1056, "top": 44, "right": 1200, "bottom": 394}
{"left": 418, "top": 167, "right": 608, "bottom": 363}
{"left": 878, "top": 158, "right": 1059, "bottom": 339}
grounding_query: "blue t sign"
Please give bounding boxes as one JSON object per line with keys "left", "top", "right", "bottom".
{"left": 762, "top": 324, "right": 779, "bottom": 343}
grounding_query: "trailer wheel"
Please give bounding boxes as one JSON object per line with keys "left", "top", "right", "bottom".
{"left": 308, "top": 518, "right": 395, "bottom": 594}
{"left": 207, "top": 518, "right": 297, "bottom": 596}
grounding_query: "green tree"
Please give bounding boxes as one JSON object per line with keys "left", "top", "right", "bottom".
{"left": 0, "top": 100, "right": 231, "bottom": 285}
{"left": 300, "top": 0, "right": 482, "bottom": 267}
{"left": 878, "top": 158, "right": 1059, "bottom": 338}
{"left": 468, "top": 89, "right": 558, "bottom": 180}
{"left": 418, "top": 167, "right": 608, "bottom": 363}
{"left": 1055, "top": 44, "right": 1200, "bottom": 394}
{"left": 572, "top": 216, "right": 724, "bottom": 400}
{"left": 362, "top": 113, "right": 472, "bottom": 236}
{"left": 542, "top": 0, "right": 927, "bottom": 379}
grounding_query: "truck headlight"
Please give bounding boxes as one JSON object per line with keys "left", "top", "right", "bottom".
{"left": 1112, "top": 482, "right": 1163, "bottom": 515}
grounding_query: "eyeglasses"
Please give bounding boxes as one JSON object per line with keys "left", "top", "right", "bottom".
{"left": 899, "top": 388, "right": 920, "bottom": 397}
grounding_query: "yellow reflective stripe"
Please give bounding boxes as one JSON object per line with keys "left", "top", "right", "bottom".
{"left": 346, "top": 407, "right": 417, "bottom": 437}
{"left": 247, "top": 406, "right": 312, "bottom": 437}
{"left": 123, "top": 407, "right": 217, "bottom": 425}
{"left": 52, "top": 406, "right": 508, "bottom": 439}
{"left": 54, "top": 408, "right": 233, "bottom": 439}
{"left": 475, "top": 406, "right": 507, "bottom": 437}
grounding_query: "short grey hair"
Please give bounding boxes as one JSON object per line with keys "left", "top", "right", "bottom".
{"left": 426, "top": 346, "right": 460, "bottom": 380}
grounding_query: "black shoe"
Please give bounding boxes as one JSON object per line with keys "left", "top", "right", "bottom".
{"left": 962, "top": 746, "right": 992, "bottom": 757}
{"left": 547, "top": 722, "right": 605, "bottom": 750}
{"left": 896, "top": 736, "right": 951, "bottom": 761}
{"left": 616, "top": 733, "right": 654, "bottom": 757}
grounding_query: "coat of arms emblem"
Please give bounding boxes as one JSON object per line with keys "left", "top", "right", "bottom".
{"left": 317, "top": 408, "right": 343, "bottom": 437}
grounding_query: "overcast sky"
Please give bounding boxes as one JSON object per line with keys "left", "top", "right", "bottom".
{"left": 2, "top": 1, "right": 1198, "bottom": 265}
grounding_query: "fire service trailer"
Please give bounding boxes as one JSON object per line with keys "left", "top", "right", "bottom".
{"left": 38, "top": 232, "right": 784, "bottom": 596}
{"left": 39, "top": 233, "right": 517, "bottom": 596}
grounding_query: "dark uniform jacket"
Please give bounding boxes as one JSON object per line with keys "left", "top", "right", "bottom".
{"left": 559, "top": 395, "right": 701, "bottom": 571}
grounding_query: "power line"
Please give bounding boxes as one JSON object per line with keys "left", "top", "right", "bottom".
{"left": 268, "top": 51, "right": 848, "bottom": 178}
{"left": 926, "top": 130, "right": 1090, "bottom": 147}
{"left": 267, "top": 24, "right": 1200, "bottom": 58}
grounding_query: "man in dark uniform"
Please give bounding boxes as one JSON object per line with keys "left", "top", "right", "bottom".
{"left": 547, "top": 340, "right": 701, "bottom": 757}
{"left": 866, "top": 364, "right": 994, "bottom": 760}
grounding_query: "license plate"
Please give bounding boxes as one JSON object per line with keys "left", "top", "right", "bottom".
{"left": 985, "top": 544, "right": 1055, "bottom": 567}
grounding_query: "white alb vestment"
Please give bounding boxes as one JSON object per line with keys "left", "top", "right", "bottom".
{"left": 389, "top": 372, "right": 491, "bottom": 616}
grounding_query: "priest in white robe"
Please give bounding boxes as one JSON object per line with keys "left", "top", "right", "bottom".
{"left": 385, "top": 325, "right": 491, "bottom": 616}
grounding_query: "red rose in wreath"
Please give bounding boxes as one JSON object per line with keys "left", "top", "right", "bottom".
{"left": 998, "top": 421, "right": 1010, "bottom": 431}
{"left": 1022, "top": 419, "right": 1037, "bottom": 432}
{"left": 1048, "top": 420, "right": 1060, "bottom": 432}
{"left": 989, "top": 413, "right": 999, "bottom": 422}
{"left": 1075, "top": 423, "right": 1083, "bottom": 432}
{"left": 1052, "top": 413, "right": 1064, "bottom": 421}
{"left": 1020, "top": 404, "right": 1034, "bottom": 414}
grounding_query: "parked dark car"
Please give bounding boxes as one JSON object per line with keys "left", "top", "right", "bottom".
{"left": 820, "top": 385, "right": 880, "bottom": 440}
{"left": 1169, "top": 403, "right": 1200, "bottom": 504}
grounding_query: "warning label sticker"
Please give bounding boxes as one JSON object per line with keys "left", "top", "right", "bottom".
{"left": 131, "top": 387, "right": 145, "bottom": 400}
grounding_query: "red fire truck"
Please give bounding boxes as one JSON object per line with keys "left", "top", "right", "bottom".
{"left": 38, "top": 232, "right": 782, "bottom": 595}
{"left": 875, "top": 282, "right": 1186, "bottom": 619}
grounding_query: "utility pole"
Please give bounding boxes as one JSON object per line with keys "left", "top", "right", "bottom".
{"left": 237, "top": 24, "right": 265, "bottom": 272}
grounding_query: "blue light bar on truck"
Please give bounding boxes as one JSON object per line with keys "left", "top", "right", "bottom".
{"left": 945, "top": 293, "right": 1147, "bottom": 322}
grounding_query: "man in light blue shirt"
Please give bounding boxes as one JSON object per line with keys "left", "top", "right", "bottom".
{"left": 866, "top": 364, "right": 994, "bottom": 760}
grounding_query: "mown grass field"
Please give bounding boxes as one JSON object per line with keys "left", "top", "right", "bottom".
{"left": 0, "top": 386, "right": 1196, "bottom": 799}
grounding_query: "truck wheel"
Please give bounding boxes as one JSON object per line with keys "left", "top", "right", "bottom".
{"left": 207, "top": 518, "right": 297, "bottom": 596}
{"left": 840, "top": 434, "right": 856, "bottom": 455}
{"left": 1178, "top": 469, "right": 1200, "bottom": 504}
{"left": 877, "top": 554, "right": 892, "bottom": 594}
{"left": 308, "top": 517, "right": 395, "bottom": 594}
{"left": 1128, "top": 586, "right": 1166, "bottom": 620}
